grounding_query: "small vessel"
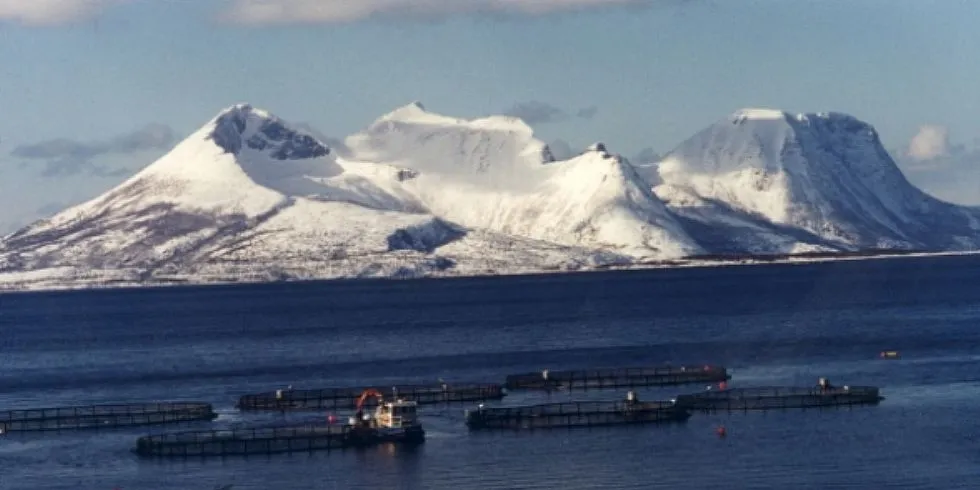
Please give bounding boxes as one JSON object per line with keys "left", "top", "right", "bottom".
{"left": 347, "top": 389, "right": 425, "bottom": 445}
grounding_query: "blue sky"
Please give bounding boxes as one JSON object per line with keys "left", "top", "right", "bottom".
{"left": 1, "top": 0, "right": 978, "bottom": 231}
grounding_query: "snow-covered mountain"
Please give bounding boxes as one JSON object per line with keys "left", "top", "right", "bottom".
{"left": 649, "top": 108, "right": 980, "bottom": 253}
{"left": 0, "top": 105, "right": 448, "bottom": 283}
{"left": 1, "top": 103, "right": 978, "bottom": 291}
{"left": 0, "top": 103, "right": 678, "bottom": 290}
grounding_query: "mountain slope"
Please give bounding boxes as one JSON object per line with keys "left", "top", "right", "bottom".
{"left": 346, "top": 105, "right": 702, "bottom": 258}
{"left": 652, "top": 108, "right": 980, "bottom": 253}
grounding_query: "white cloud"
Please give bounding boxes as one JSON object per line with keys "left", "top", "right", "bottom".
{"left": 894, "top": 129, "right": 980, "bottom": 206}
{"left": 0, "top": 0, "right": 120, "bottom": 25}
{"left": 222, "top": 0, "right": 656, "bottom": 25}
{"left": 901, "top": 151, "right": 980, "bottom": 206}
{"left": 907, "top": 125, "right": 950, "bottom": 161}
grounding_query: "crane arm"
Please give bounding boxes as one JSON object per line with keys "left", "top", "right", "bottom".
{"left": 355, "top": 389, "right": 384, "bottom": 411}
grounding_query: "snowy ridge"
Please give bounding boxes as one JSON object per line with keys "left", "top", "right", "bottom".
{"left": 346, "top": 107, "right": 700, "bottom": 257}
{"left": 2, "top": 102, "right": 980, "bottom": 291}
{"left": 402, "top": 146, "right": 700, "bottom": 258}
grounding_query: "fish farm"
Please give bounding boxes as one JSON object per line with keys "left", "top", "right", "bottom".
{"left": 504, "top": 365, "right": 730, "bottom": 390}
{"left": 2, "top": 360, "right": 889, "bottom": 460}
{"left": 674, "top": 386, "right": 885, "bottom": 411}
{"left": 0, "top": 402, "right": 217, "bottom": 432}
{"left": 236, "top": 383, "right": 505, "bottom": 411}
{"left": 465, "top": 399, "right": 691, "bottom": 430}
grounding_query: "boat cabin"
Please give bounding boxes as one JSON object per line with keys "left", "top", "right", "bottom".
{"left": 374, "top": 400, "right": 419, "bottom": 429}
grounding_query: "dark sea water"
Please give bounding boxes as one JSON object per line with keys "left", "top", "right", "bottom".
{"left": 2, "top": 255, "right": 980, "bottom": 489}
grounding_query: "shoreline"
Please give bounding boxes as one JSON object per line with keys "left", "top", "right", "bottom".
{"left": 2, "top": 248, "right": 979, "bottom": 296}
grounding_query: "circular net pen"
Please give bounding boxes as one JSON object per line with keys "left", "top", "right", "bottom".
{"left": 0, "top": 402, "right": 217, "bottom": 432}
{"left": 135, "top": 424, "right": 355, "bottom": 457}
{"left": 237, "top": 383, "right": 505, "bottom": 411}
{"left": 674, "top": 386, "right": 884, "bottom": 412}
{"left": 464, "top": 399, "right": 690, "bottom": 430}
{"left": 504, "top": 365, "right": 730, "bottom": 391}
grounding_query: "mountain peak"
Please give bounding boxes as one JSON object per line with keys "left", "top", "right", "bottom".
{"left": 586, "top": 142, "right": 608, "bottom": 154}
{"left": 656, "top": 107, "right": 977, "bottom": 253}
{"left": 349, "top": 103, "right": 551, "bottom": 178}
{"left": 728, "top": 107, "right": 878, "bottom": 138}
{"left": 795, "top": 111, "right": 879, "bottom": 141}
{"left": 663, "top": 108, "right": 889, "bottom": 179}
{"left": 206, "top": 104, "right": 330, "bottom": 160}
{"left": 379, "top": 101, "right": 444, "bottom": 123}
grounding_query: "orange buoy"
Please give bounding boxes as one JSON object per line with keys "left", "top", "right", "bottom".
{"left": 718, "top": 381, "right": 728, "bottom": 390}
{"left": 716, "top": 426, "right": 727, "bottom": 438}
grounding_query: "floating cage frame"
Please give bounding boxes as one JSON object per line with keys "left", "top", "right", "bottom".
{"left": 674, "top": 386, "right": 884, "bottom": 411}
{"left": 135, "top": 422, "right": 424, "bottom": 457}
{"left": 135, "top": 424, "right": 353, "bottom": 457}
{"left": 0, "top": 402, "right": 217, "bottom": 432}
{"left": 236, "top": 383, "right": 505, "bottom": 411}
{"left": 504, "top": 365, "right": 730, "bottom": 391}
{"left": 464, "top": 399, "right": 690, "bottom": 430}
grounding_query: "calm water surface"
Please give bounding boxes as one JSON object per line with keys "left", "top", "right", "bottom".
{"left": 1, "top": 256, "right": 980, "bottom": 489}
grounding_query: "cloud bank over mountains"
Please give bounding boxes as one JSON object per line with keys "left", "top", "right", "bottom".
{"left": 894, "top": 125, "right": 980, "bottom": 206}
{"left": 0, "top": 0, "right": 121, "bottom": 25}
{"left": 11, "top": 124, "right": 176, "bottom": 178}
{"left": 221, "top": 0, "right": 666, "bottom": 25}
{"left": 0, "top": 0, "right": 682, "bottom": 26}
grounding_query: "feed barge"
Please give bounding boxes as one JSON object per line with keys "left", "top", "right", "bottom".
{"left": 505, "top": 365, "right": 730, "bottom": 391}
{"left": 674, "top": 385, "right": 884, "bottom": 412}
{"left": 137, "top": 394, "right": 424, "bottom": 457}
{"left": 465, "top": 392, "right": 691, "bottom": 430}
{"left": 0, "top": 402, "right": 217, "bottom": 433}
{"left": 237, "top": 382, "right": 504, "bottom": 411}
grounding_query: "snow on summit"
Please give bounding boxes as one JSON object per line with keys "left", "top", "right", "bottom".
{"left": 2, "top": 102, "right": 979, "bottom": 291}
{"left": 346, "top": 101, "right": 554, "bottom": 183}
{"left": 731, "top": 108, "right": 788, "bottom": 121}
